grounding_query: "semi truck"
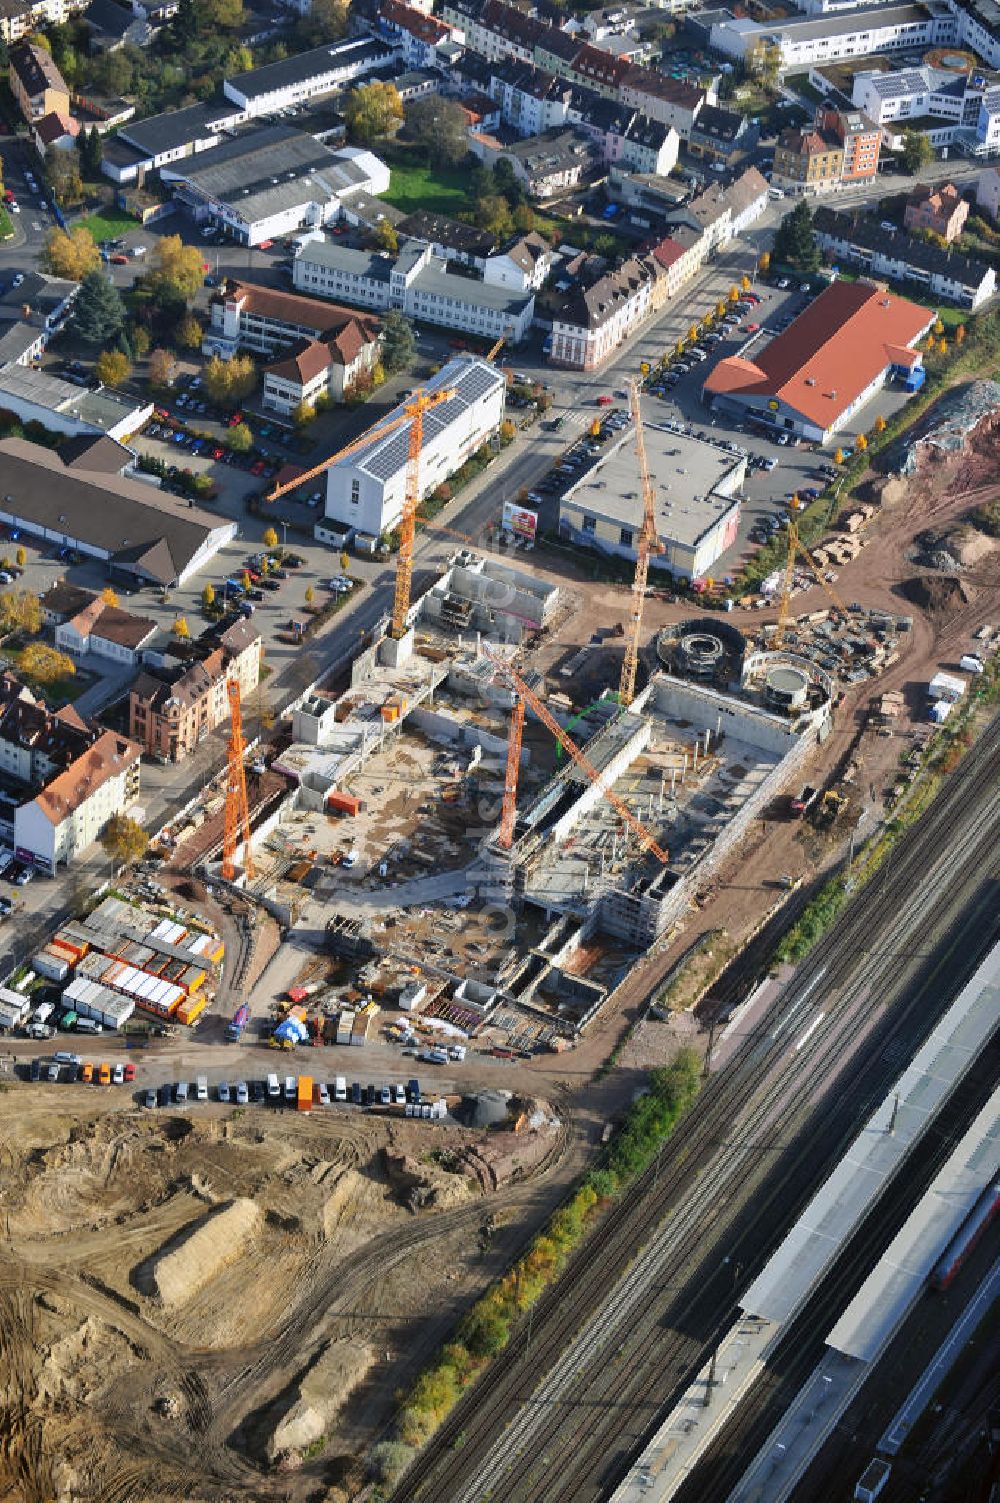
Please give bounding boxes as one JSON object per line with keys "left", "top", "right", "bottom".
{"left": 226, "top": 1003, "right": 250, "bottom": 1042}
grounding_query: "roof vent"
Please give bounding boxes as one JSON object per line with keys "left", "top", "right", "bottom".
{"left": 805, "top": 377, "right": 816, "bottom": 386}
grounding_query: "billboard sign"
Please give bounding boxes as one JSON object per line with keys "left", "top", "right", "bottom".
{"left": 502, "top": 502, "right": 538, "bottom": 540}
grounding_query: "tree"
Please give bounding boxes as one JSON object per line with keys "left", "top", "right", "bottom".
{"left": 304, "top": 584, "right": 315, "bottom": 605}
{"left": 955, "top": 323, "right": 966, "bottom": 344}
{"left": 500, "top": 418, "right": 515, "bottom": 441}
{"left": 380, "top": 309, "right": 416, "bottom": 375}
{"left": 148, "top": 347, "right": 178, "bottom": 389}
{"left": 492, "top": 156, "right": 525, "bottom": 209}
{"left": 227, "top": 421, "right": 253, "bottom": 453}
{"left": 15, "top": 547, "right": 25, "bottom": 568}
{"left": 933, "top": 317, "right": 944, "bottom": 336}
{"left": 99, "top": 812, "right": 148, "bottom": 870}
{"left": 873, "top": 414, "right": 887, "bottom": 434}
{"left": 716, "top": 299, "right": 727, "bottom": 317}
{"left": 0, "top": 589, "right": 40, "bottom": 635}
{"left": 833, "top": 447, "right": 844, "bottom": 465}
{"left": 728, "top": 285, "right": 740, "bottom": 302}
{"left": 241, "top": 570, "right": 252, "bottom": 592}
{"left": 44, "top": 145, "right": 83, "bottom": 207}
{"left": 512, "top": 203, "right": 535, "bottom": 234}
{"left": 475, "top": 194, "right": 514, "bottom": 241}
{"left": 344, "top": 81, "right": 403, "bottom": 143}
{"left": 203, "top": 353, "right": 235, "bottom": 405}
{"left": 772, "top": 199, "right": 820, "bottom": 273}
{"left": 405, "top": 96, "right": 470, "bottom": 166}
{"left": 150, "top": 235, "right": 207, "bottom": 302}
{"left": 178, "top": 314, "right": 204, "bottom": 350}
{"left": 292, "top": 0, "right": 348, "bottom": 46}
{"left": 293, "top": 399, "right": 316, "bottom": 426}
{"left": 173, "top": 615, "right": 190, "bottom": 638}
{"left": 95, "top": 349, "right": 131, "bottom": 387}
{"left": 42, "top": 226, "right": 100, "bottom": 279}
{"left": 72, "top": 272, "right": 127, "bottom": 346}
{"left": 132, "top": 325, "right": 151, "bottom": 357}
{"left": 937, "top": 336, "right": 947, "bottom": 354}
{"left": 263, "top": 527, "right": 278, "bottom": 550}
{"left": 79, "top": 125, "right": 103, "bottom": 178}
{"left": 901, "top": 129, "right": 933, "bottom": 175}
{"left": 19, "top": 643, "right": 75, "bottom": 686}
{"left": 101, "top": 586, "right": 119, "bottom": 606}
{"left": 741, "top": 274, "right": 751, "bottom": 291}
{"left": 373, "top": 218, "right": 398, "bottom": 253}
{"left": 855, "top": 433, "right": 868, "bottom": 452}
{"left": 202, "top": 583, "right": 215, "bottom": 609}
{"left": 340, "top": 552, "right": 350, "bottom": 571}
{"left": 758, "top": 251, "right": 771, "bottom": 274}
{"left": 687, "top": 323, "right": 698, "bottom": 344}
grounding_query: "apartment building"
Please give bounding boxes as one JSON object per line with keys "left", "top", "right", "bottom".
{"left": 128, "top": 619, "right": 262, "bottom": 763}
{"left": 976, "top": 164, "right": 1000, "bottom": 220}
{"left": 812, "top": 206, "right": 996, "bottom": 307}
{"left": 470, "top": 126, "right": 598, "bottom": 197}
{"left": 548, "top": 256, "right": 658, "bottom": 371}
{"left": 482, "top": 231, "right": 557, "bottom": 292}
{"left": 293, "top": 236, "right": 535, "bottom": 342}
{"left": 708, "top": 5, "right": 956, "bottom": 72}
{"left": 904, "top": 181, "right": 969, "bottom": 241}
{"left": 618, "top": 68, "right": 707, "bottom": 137}
{"left": 666, "top": 181, "right": 733, "bottom": 253}
{"left": 773, "top": 122, "right": 844, "bottom": 190}
{"left": 377, "top": 0, "right": 463, "bottom": 69}
{"left": 8, "top": 40, "right": 70, "bottom": 124}
{"left": 320, "top": 357, "right": 506, "bottom": 538}
{"left": 0, "top": 0, "right": 87, "bottom": 45}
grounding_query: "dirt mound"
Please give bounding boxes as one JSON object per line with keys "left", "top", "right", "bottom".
{"left": 266, "top": 1339, "right": 373, "bottom": 1463}
{"left": 135, "top": 1198, "right": 262, "bottom": 1308}
{"left": 899, "top": 575, "right": 975, "bottom": 617}
{"left": 383, "top": 1150, "right": 474, "bottom": 1211}
{"left": 946, "top": 525, "right": 998, "bottom": 568}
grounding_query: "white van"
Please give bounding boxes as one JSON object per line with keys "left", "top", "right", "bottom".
{"left": 26, "top": 1022, "right": 53, "bottom": 1040}
{"left": 196, "top": 1075, "right": 208, "bottom": 1101}
{"left": 334, "top": 1075, "right": 347, "bottom": 1101}
{"left": 33, "top": 1000, "right": 54, "bottom": 1024}
{"left": 266, "top": 1071, "right": 280, "bottom": 1101}
{"left": 75, "top": 1017, "right": 102, "bottom": 1035}
{"left": 768, "top": 185, "right": 785, "bottom": 200}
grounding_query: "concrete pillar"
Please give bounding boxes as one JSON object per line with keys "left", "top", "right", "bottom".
{"left": 380, "top": 628, "right": 414, "bottom": 668}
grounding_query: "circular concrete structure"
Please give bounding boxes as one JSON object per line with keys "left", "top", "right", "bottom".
{"left": 676, "top": 631, "right": 725, "bottom": 676}
{"left": 657, "top": 618, "right": 747, "bottom": 679}
{"left": 923, "top": 46, "right": 978, "bottom": 71}
{"left": 763, "top": 663, "right": 810, "bottom": 710}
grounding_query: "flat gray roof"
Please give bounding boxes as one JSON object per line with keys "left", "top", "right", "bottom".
{"left": 742, "top": 940, "right": 1000, "bottom": 1327}
{"left": 169, "top": 125, "right": 367, "bottom": 222}
{"left": 225, "top": 36, "right": 392, "bottom": 101}
{"left": 560, "top": 414, "right": 743, "bottom": 548}
{"left": 739, "top": 2, "right": 934, "bottom": 40}
{"left": 0, "top": 367, "right": 148, "bottom": 434}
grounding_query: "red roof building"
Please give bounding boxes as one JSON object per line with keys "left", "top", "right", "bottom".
{"left": 703, "top": 281, "right": 935, "bottom": 442}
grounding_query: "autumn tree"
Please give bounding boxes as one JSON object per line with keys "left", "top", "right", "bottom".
{"left": 101, "top": 586, "right": 119, "bottom": 606}
{"left": 95, "top": 349, "right": 131, "bottom": 387}
{"left": 304, "top": 584, "right": 315, "bottom": 605}
{"left": 263, "top": 526, "right": 278, "bottom": 550}
{"left": 933, "top": 317, "right": 945, "bottom": 336}
{"left": 758, "top": 250, "right": 771, "bottom": 274}
{"left": 148, "top": 347, "right": 178, "bottom": 389}
{"left": 833, "top": 447, "right": 845, "bottom": 465}
{"left": 150, "top": 235, "right": 207, "bottom": 302}
{"left": 344, "top": 81, "right": 403, "bottom": 142}
{"left": 202, "top": 583, "right": 215, "bottom": 609}
{"left": 15, "top": 547, "right": 25, "bottom": 568}
{"left": 227, "top": 421, "right": 253, "bottom": 452}
{"left": 475, "top": 194, "right": 514, "bottom": 241}
{"left": 19, "top": 643, "right": 75, "bottom": 686}
{"left": 937, "top": 336, "right": 947, "bottom": 354}
{"left": 203, "top": 353, "right": 255, "bottom": 405}
{"left": 873, "top": 414, "right": 887, "bottom": 434}
{"left": 0, "top": 589, "right": 40, "bottom": 635}
{"left": 100, "top": 812, "right": 148, "bottom": 869}
{"left": 955, "top": 323, "right": 966, "bottom": 344}
{"left": 177, "top": 314, "right": 204, "bottom": 350}
{"left": 173, "top": 615, "right": 190, "bottom": 638}
{"left": 741, "top": 274, "right": 751, "bottom": 291}
{"left": 855, "top": 432, "right": 868, "bottom": 452}
{"left": 729, "top": 285, "right": 740, "bottom": 302}
{"left": 340, "top": 551, "right": 350, "bottom": 571}
{"left": 293, "top": 399, "right": 316, "bottom": 426}
{"left": 373, "top": 218, "right": 398, "bottom": 253}
{"left": 42, "top": 226, "right": 100, "bottom": 279}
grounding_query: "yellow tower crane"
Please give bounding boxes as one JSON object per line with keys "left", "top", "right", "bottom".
{"left": 773, "top": 497, "right": 850, "bottom": 650}
{"left": 619, "top": 379, "right": 666, "bottom": 706}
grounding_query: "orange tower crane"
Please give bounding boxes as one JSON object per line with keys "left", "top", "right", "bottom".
{"left": 498, "top": 695, "right": 525, "bottom": 849}
{"left": 619, "top": 379, "right": 666, "bottom": 706}
{"left": 486, "top": 650, "right": 669, "bottom": 865}
{"left": 222, "top": 678, "right": 254, "bottom": 883}
{"left": 266, "top": 387, "right": 456, "bottom": 638}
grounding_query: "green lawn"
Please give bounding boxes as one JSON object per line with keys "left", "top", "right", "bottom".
{"left": 381, "top": 159, "right": 469, "bottom": 217}
{"left": 0, "top": 205, "right": 13, "bottom": 241}
{"left": 75, "top": 206, "right": 140, "bottom": 243}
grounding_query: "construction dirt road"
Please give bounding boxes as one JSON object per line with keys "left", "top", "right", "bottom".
{"left": 0, "top": 1086, "right": 580, "bottom": 1503}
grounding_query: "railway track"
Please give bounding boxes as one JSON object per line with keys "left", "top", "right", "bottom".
{"left": 387, "top": 713, "right": 1000, "bottom": 1503}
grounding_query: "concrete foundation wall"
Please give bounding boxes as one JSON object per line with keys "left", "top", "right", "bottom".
{"left": 648, "top": 674, "right": 802, "bottom": 758}
{"left": 408, "top": 705, "right": 527, "bottom": 764}
{"left": 547, "top": 717, "right": 653, "bottom": 846}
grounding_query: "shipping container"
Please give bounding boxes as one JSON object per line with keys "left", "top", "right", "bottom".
{"left": 175, "top": 993, "right": 208, "bottom": 1026}
{"left": 33, "top": 949, "right": 71, "bottom": 982}
{"left": 326, "top": 790, "right": 361, "bottom": 817}
{"left": 297, "top": 1076, "right": 313, "bottom": 1112}
{"left": 336, "top": 1009, "right": 355, "bottom": 1045}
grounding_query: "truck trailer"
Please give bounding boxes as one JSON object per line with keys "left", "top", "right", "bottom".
{"left": 227, "top": 1003, "right": 250, "bottom": 1042}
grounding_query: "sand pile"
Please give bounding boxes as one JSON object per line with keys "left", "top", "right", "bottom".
{"left": 136, "top": 1198, "right": 263, "bottom": 1308}
{"left": 266, "top": 1340, "right": 373, "bottom": 1462}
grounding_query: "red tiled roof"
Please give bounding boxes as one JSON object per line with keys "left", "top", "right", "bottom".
{"left": 35, "top": 730, "right": 140, "bottom": 825}
{"left": 651, "top": 237, "right": 686, "bottom": 269}
{"left": 217, "top": 280, "right": 380, "bottom": 345}
{"left": 380, "top": 0, "right": 450, "bottom": 44}
{"left": 267, "top": 338, "right": 331, "bottom": 386}
{"left": 703, "top": 282, "right": 934, "bottom": 430}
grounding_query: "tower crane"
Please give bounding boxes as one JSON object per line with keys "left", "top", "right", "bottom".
{"left": 773, "top": 499, "right": 850, "bottom": 650}
{"left": 222, "top": 678, "right": 254, "bottom": 882}
{"left": 619, "top": 379, "right": 666, "bottom": 706}
{"left": 266, "top": 387, "right": 455, "bottom": 639}
{"left": 485, "top": 649, "right": 669, "bottom": 864}
{"left": 498, "top": 695, "right": 524, "bottom": 849}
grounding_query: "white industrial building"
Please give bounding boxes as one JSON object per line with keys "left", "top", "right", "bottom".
{"left": 294, "top": 235, "right": 535, "bottom": 342}
{"left": 321, "top": 357, "right": 506, "bottom": 540}
{"left": 223, "top": 35, "right": 397, "bottom": 116}
{"left": 849, "top": 66, "right": 1000, "bottom": 152}
{"left": 558, "top": 418, "right": 744, "bottom": 580}
{"left": 160, "top": 125, "right": 389, "bottom": 246}
{"left": 708, "top": 0, "right": 1000, "bottom": 71}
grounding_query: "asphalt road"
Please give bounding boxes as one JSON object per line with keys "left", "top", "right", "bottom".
{"left": 385, "top": 711, "right": 1000, "bottom": 1503}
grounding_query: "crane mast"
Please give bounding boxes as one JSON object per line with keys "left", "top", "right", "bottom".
{"left": 619, "top": 380, "right": 664, "bottom": 705}
{"left": 222, "top": 679, "right": 254, "bottom": 882}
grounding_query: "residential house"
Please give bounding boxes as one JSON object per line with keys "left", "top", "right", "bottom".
{"left": 548, "top": 256, "right": 657, "bottom": 370}
{"left": 33, "top": 111, "right": 79, "bottom": 155}
{"left": 618, "top": 67, "right": 706, "bottom": 138}
{"left": 8, "top": 40, "right": 70, "bottom": 124}
{"left": 0, "top": 0, "right": 90, "bottom": 45}
{"left": 128, "top": 618, "right": 262, "bottom": 762}
{"left": 620, "top": 115, "right": 679, "bottom": 176}
{"left": 396, "top": 211, "right": 496, "bottom": 266}
{"left": 722, "top": 166, "right": 769, "bottom": 235}
{"left": 486, "top": 60, "right": 574, "bottom": 135}
{"left": 82, "top": 0, "right": 151, "bottom": 49}
{"left": 55, "top": 597, "right": 158, "bottom": 666}
{"left": 667, "top": 181, "right": 733, "bottom": 255}
{"left": 904, "top": 181, "right": 969, "bottom": 241}
{"left": 482, "top": 231, "right": 556, "bottom": 292}
{"left": 377, "top": 0, "right": 463, "bottom": 68}
{"left": 812, "top": 206, "right": 996, "bottom": 307}
{"left": 470, "top": 126, "right": 598, "bottom": 196}
{"left": 772, "top": 122, "right": 844, "bottom": 191}
{"left": 649, "top": 226, "right": 705, "bottom": 299}
{"left": 567, "top": 40, "right": 631, "bottom": 99}
{"left": 817, "top": 105, "right": 881, "bottom": 184}
{"left": 688, "top": 103, "right": 754, "bottom": 163}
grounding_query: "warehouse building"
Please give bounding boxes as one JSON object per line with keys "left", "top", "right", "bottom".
{"left": 160, "top": 125, "right": 390, "bottom": 246}
{"left": 707, "top": 4, "right": 956, "bottom": 71}
{"left": 0, "top": 366, "right": 152, "bottom": 441}
{"left": 703, "top": 281, "right": 936, "bottom": 443}
{"left": 321, "top": 357, "right": 506, "bottom": 539}
{"left": 294, "top": 235, "right": 534, "bottom": 342}
{"left": 223, "top": 36, "right": 396, "bottom": 116}
{"left": 558, "top": 418, "right": 744, "bottom": 580}
{"left": 0, "top": 438, "right": 237, "bottom": 586}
